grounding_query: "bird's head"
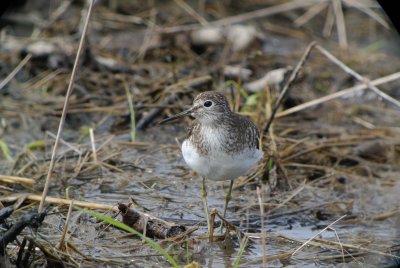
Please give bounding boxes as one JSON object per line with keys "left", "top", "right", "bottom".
{"left": 159, "top": 91, "right": 232, "bottom": 125}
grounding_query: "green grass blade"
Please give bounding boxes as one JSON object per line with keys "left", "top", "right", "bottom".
{"left": 0, "top": 139, "right": 13, "bottom": 161}
{"left": 78, "top": 126, "right": 91, "bottom": 143}
{"left": 81, "top": 208, "right": 179, "bottom": 267}
{"left": 27, "top": 139, "right": 46, "bottom": 150}
{"left": 233, "top": 236, "right": 249, "bottom": 268}
{"left": 268, "top": 157, "right": 274, "bottom": 171}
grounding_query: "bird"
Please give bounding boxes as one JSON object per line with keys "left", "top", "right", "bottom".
{"left": 159, "top": 91, "right": 263, "bottom": 229}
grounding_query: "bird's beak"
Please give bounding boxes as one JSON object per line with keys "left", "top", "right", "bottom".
{"left": 159, "top": 107, "right": 193, "bottom": 124}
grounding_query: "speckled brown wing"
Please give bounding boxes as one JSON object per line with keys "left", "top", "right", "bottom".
{"left": 221, "top": 113, "right": 261, "bottom": 154}
{"left": 243, "top": 116, "right": 261, "bottom": 150}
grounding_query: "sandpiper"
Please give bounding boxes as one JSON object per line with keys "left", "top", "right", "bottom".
{"left": 160, "top": 91, "right": 263, "bottom": 227}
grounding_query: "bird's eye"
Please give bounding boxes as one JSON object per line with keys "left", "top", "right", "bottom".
{"left": 204, "top": 100, "right": 213, "bottom": 107}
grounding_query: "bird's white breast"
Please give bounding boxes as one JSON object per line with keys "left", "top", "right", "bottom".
{"left": 181, "top": 131, "right": 263, "bottom": 181}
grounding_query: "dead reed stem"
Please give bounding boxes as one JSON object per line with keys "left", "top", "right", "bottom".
{"left": 174, "top": 0, "right": 208, "bottom": 25}
{"left": 292, "top": 214, "right": 347, "bottom": 256}
{"left": 58, "top": 199, "right": 74, "bottom": 250}
{"left": 38, "top": 0, "right": 95, "bottom": 213}
{"left": 263, "top": 41, "right": 316, "bottom": 133}
{"left": 161, "top": 0, "right": 316, "bottom": 34}
{"left": 15, "top": 194, "right": 117, "bottom": 212}
{"left": 315, "top": 44, "right": 400, "bottom": 108}
{"left": 333, "top": 0, "right": 348, "bottom": 49}
{"left": 278, "top": 71, "right": 400, "bottom": 117}
{"left": 0, "top": 53, "right": 32, "bottom": 91}
{"left": 256, "top": 186, "right": 267, "bottom": 268}
{"left": 0, "top": 175, "right": 36, "bottom": 185}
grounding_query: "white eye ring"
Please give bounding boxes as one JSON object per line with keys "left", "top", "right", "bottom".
{"left": 204, "top": 100, "right": 213, "bottom": 107}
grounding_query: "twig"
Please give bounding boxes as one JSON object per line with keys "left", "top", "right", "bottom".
{"left": 281, "top": 233, "right": 399, "bottom": 260}
{"left": 263, "top": 42, "right": 316, "bottom": 133}
{"left": 46, "top": 131, "right": 82, "bottom": 154}
{"left": 292, "top": 214, "right": 347, "bottom": 256}
{"left": 0, "top": 175, "right": 36, "bottom": 185}
{"left": 370, "top": 209, "right": 400, "bottom": 221}
{"left": 31, "top": 0, "right": 72, "bottom": 38}
{"left": 315, "top": 44, "right": 400, "bottom": 108}
{"left": 137, "top": 8, "right": 157, "bottom": 61}
{"left": 323, "top": 4, "right": 335, "bottom": 37}
{"left": 333, "top": 0, "right": 348, "bottom": 49}
{"left": 256, "top": 186, "right": 267, "bottom": 268}
{"left": 174, "top": 0, "right": 208, "bottom": 25}
{"left": 352, "top": 116, "right": 375, "bottom": 129}
{"left": 313, "top": 237, "right": 400, "bottom": 259}
{"left": 160, "top": 0, "right": 316, "bottom": 34}
{"left": 96, "top": 134, "right": 115, "bottom": 152}
{"left": 24, "top": 69, "right": 64, "bottom": 91}
{"left": 294, "top": 1, "right": 328, "bottom": 27}
{"left": 269, "top": 180, "right": 306, "bottom": 213}
{"left": 3, "top": 194, "right": 118, "bottom": 212}
{"left": 277, "top": 71, "right": 400, "bottom": 117}
{"left": 38, "top": 0, "right": 95, "bottom": 213}
{"left": 329, "top": 226, "right": 346, "bottom": 264}
{"left": 58, "top": 200, "right": 74, "bottom": 250}
{"left": 0, "top": 53, "right": 32, "bottom": 91}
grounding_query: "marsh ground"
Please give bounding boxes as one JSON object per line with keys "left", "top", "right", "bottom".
{"left": 0, "top": 1, "right": 400, "bottom": 267}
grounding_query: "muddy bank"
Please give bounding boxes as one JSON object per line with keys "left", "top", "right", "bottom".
{"left": 1, "top": 1, "right": 400, "bottom": 267}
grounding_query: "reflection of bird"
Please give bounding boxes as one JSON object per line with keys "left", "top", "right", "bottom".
{"left": 160, "top": 91, "right": 263, "bottom": 229}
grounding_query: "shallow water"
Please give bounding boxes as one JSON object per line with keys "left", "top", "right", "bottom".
{"left": 1, "top": 2, "right": 400, "bottom": 266}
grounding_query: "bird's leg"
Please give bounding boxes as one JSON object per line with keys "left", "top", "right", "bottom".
{"left": 202, "top": 177, "right": 210, "bottom": 232}
{"left": 223, "top": 180, "right": 234, "bottom": 219}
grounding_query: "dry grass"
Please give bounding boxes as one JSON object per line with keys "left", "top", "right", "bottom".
{"left": 0, "top": 0, "right": 399, "bottom": 267}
